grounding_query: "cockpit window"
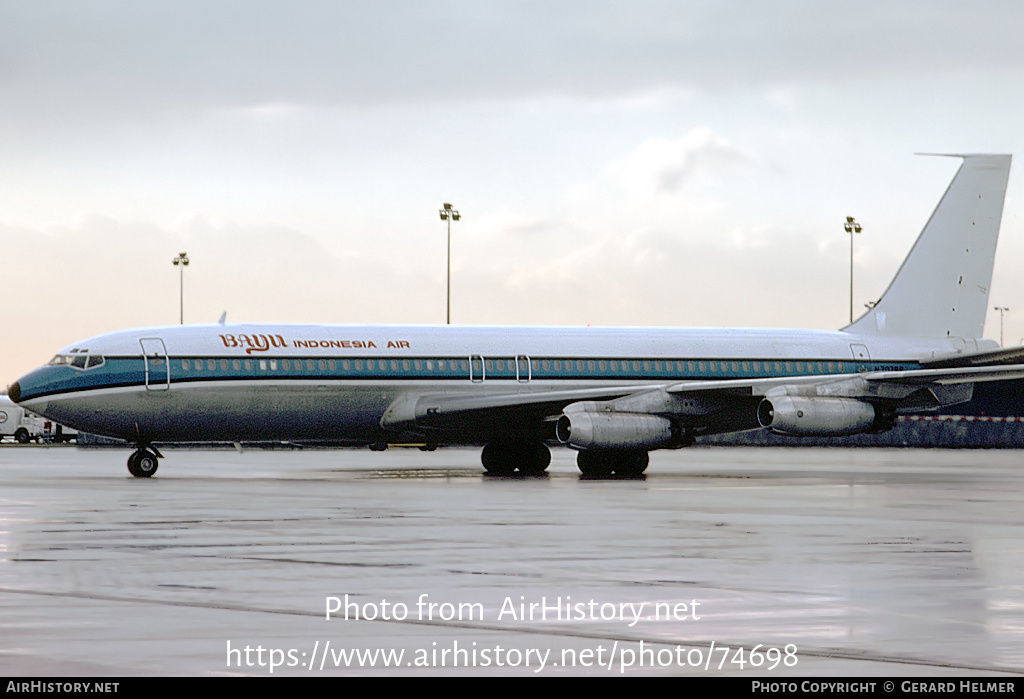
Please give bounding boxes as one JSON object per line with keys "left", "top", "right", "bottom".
{"left": 49, "top": 354, "right": 105, "bottom": 370}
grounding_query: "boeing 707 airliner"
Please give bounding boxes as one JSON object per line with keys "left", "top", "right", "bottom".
{"left": 10, "top": 154, "right": 1024, "bottom": 477}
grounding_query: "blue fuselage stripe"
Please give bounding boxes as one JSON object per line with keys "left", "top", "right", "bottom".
{"left": 17, "top": 355, "right": 925, "bottom": 401}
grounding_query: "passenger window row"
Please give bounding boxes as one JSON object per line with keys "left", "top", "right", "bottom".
{"left": 179, "top": 358, "right": 475, "bottom": 372}
{"left": 174, "top": 357, "right": 849, "bottom": 376}
{"left": 535, "top": 359, "right": 845, "bottom": 374}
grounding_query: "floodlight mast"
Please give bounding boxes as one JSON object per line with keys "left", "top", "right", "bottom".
{"left": 994, "top": 306, "right": 1010, "bottom": 346}
{"left": 172, "top": 252, "right": 189, "bottom": 325}
{"left": 843, "top": 217, "right": 862, "bottom": 324}
{"left": 439, "top": 203, "right": 460, "bottom": 324}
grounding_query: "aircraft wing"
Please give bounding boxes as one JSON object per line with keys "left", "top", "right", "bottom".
{"left": 381, "top": 383, "right": 667, "bottom": 431}
{"left": 383, "top": 363, "right": 1024, "bottom": 446}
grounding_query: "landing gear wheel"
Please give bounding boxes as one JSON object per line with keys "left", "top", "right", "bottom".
{"left": 481, "top": 442, "right": 550, "bottom": 476}
{"left": 127, "top": 449, "right": 159, "bottom": 478}
{"left": 481, "top": 442, "right": 516, "bottom": 475}
{"left": 616, "top": 451, "right": 649, "bottom": 476}
{"left": 517, "top": 443, "right": 551, "bottom": 475}
{"left": 577, "top": 450, "right": 648, "bottom": 477}
{"left": 577, "top": 450, "right": 613, "bottom": 477}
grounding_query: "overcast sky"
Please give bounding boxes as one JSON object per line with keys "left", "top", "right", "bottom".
{"left": 4, "top": 1, "right": 1024, "bottom": 385}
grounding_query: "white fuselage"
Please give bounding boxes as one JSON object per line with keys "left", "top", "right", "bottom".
{"left": 12, "top": 323, "right": 985, "bottom": 445}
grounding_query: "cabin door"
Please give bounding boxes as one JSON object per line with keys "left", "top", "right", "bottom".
{"left": 140, "top": 338, "right": 170, "bottom": 391}
{"left": 515, "top": 355, "right": 531, "bottom": 383}
{"left": 469, "top": 354, "right": 485, "bottom": 383}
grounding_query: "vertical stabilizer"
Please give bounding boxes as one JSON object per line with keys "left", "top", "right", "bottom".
{"left": 845, "top": 154, "right": 1011, "bottom": 339}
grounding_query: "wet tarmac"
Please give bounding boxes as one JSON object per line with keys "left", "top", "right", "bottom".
{"left": 1, "top": 444, "right": 1023, "bottom": 677}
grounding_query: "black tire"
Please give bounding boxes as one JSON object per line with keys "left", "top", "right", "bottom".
{"left": 15, "top": 428, "right": 31, "bottom": 444}
{"left": 577, "top": 450, "right": 648, "bottom": 477}
{"left": 577, "top": 450, "right": 613, "bottom": 477}
{"left": 517, "top": 443, "right": 551, "bottom": 475}
{"left": 127, "top": 450, "right": 159, "bottom": 478}
{"left": 482, "top": 442, "right": 550, "bottom": 475}
{"left": 616, "top": 451, "right": 649, "bottom": 476}
{"left": 481, "top": 442, "right": 515, "bottom": 475}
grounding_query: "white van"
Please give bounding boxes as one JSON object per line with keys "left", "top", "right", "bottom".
{"left": 0, "top": 395, "right": 46, "bottom": 443}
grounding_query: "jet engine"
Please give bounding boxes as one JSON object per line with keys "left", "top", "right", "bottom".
{"left": 555, "top": 411, "right": 676, "bottom": 450}
{"left": 757, "top": 395, "right": 879, "bottom": 436}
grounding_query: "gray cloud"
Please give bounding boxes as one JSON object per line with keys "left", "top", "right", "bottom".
{"left": 4, "top": 0, "right": 1024, "bottom": 125}
{"left": 5, "top": 2, "right": 1024, "bottom": 384}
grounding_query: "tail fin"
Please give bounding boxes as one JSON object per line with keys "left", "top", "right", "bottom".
{"left": 846, "top": 154, "right": 1011, "bottom": 339}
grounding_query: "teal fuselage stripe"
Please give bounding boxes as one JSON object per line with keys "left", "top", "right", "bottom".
{"left": 21, "top": 355, "right": 926, "bottom": 401}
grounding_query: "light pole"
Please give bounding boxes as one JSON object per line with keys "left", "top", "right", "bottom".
{"left": 994, "top": 306, "right": 1010, "bottom": 346}
{"left": 439, "top": 203, "right": 460, "bottom": 325}
{"left": 172, "top": 251, "right": 189, "bottom": 325}
{"left": 843, "top": 216, "right": 862, "bottom": 323}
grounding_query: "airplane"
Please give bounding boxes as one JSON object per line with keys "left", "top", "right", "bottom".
{"left": 10, "top": 154, "right": 1024, "bottom": 478}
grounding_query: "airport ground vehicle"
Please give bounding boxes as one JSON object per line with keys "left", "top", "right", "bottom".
{"left": 0, "top": 395, "right": 46, "bottom": 443}
{"left": 44, "top": 420, "right": 78, "bottom": 443}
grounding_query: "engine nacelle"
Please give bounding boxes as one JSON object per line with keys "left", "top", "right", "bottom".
{"left": 757, "top": 396, "right": 878, "bottom": 436}
{"left": 555, "top": 412, "right": 675, "bottom": 450}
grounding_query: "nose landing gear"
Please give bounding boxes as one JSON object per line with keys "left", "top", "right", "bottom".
{"left": 127, "top": 447, "right": 161, "bottom": 478}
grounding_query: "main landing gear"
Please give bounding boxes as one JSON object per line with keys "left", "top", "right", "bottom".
{"left": 127, "top": 446, "right": 161, "bottom": 478}
{"left": 481, "top": 442, "right": 551, "bottom": 476}
{"left": 576, "top": 450, "right": 649, "bottom": 478}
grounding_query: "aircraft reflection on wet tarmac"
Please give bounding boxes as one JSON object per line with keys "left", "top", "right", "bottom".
{"left": 1, "top": 445, "right": 1023, "bottom": 676}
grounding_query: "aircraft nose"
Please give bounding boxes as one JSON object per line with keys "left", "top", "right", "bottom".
{"left": 8, "top": 381, "right": 20, "bottom": 403}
